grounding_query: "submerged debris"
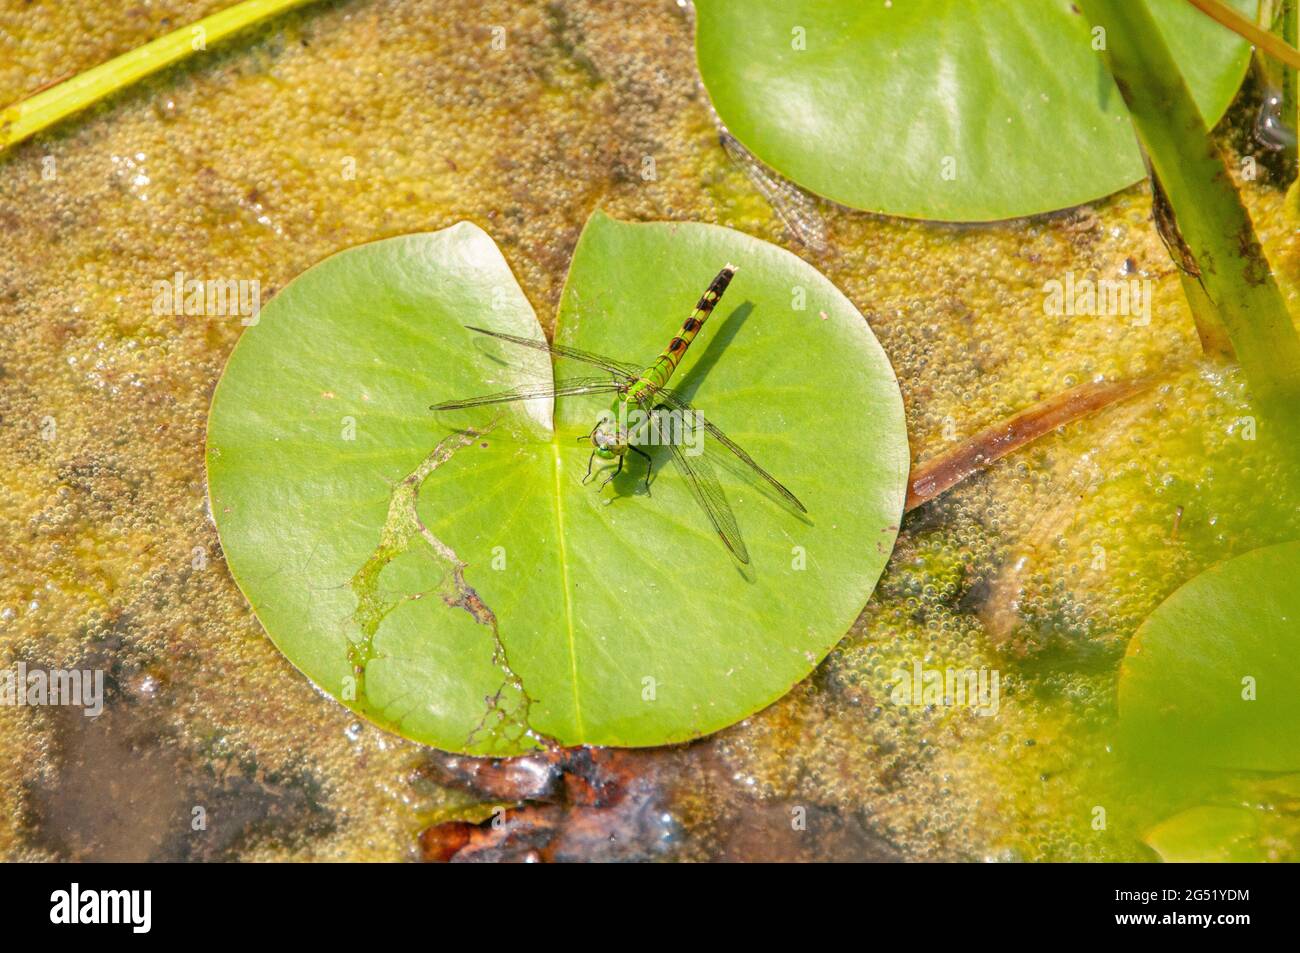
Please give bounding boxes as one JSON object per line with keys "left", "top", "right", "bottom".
{"left": 418, "top": 748, "right": 673, "bottom": 863}
{"left": 906, "top": 378, "right": 1150, "bottom": 511}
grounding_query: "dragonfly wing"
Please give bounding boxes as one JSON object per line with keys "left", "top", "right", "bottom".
{"left": 465, "top": 326, "right": 640, "bottom": 377}
{"left": 654, "top": 388, "right": 808, "bottom": 513}
{"left": 654, "top": 411, "right": 750, "bottom": 564}
{"left": 430, "top": 376, "right": 620, "bottom": 410}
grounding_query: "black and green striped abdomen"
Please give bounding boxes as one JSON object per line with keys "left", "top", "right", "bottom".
{"left": 628, "top": 264, "right": 737, "bottom": 402}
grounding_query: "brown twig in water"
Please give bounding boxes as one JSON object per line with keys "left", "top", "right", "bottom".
{"left": 905, "top": 378, "right": 1151, "bottom": 512}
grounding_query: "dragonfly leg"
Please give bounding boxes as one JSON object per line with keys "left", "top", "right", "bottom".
{"left": 628, "top": 444, "right": 653, "bottom": 495}
{"left": 598, "top": 454, "right": 624, "bottom": 489}
{"left": 582, "top": 449, "right": 598, "bottom": 484}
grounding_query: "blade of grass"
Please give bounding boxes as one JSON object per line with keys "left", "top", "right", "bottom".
{"left": 1080, "top": 0, "right": 1300, "bottom": 416}
{"left": 1, "top": 0, "right": 318, "bottom": 153}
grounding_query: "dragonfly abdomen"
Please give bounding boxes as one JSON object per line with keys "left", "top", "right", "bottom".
{"left": 637, "top": 264, "right": 737, "bottom": 393}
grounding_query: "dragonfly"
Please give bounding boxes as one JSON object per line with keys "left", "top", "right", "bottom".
{"left": 430, "top": 265, "right": 806, "bottom": 564}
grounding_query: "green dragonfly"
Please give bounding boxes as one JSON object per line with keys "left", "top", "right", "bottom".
{"left": 430, "top": 265, "right": 806, "bottom": 563}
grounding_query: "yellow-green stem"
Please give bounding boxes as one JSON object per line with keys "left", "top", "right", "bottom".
{"left": 1, "top": 0, "right": 318, "bottom": 153}
{"left": 1283, "top": 0, "right": 1298, "bottom": 155}
{"left": 1184, "top": 0, "right": 1300, "bottom": 70}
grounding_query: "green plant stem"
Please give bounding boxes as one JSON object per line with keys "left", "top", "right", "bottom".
{"left": 1081, "top": 0, "right": 1300, "bottom": 415}
{"left": 1, "top": 0, "right": 317, "bottom": 153}
{"left": 1184, "top": 0, "right": 1300, "bottom": 70}
{"left": 1179, "top": 272, "right": 1236, "bottom": 356}
{"left": 1284, "top": 0, "right": 1299, "bottom": 165}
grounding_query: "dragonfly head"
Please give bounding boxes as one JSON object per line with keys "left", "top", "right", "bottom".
{"left": 590, "top": 417, "right": 626, "bottom": 457}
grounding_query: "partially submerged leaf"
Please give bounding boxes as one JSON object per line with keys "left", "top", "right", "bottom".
{"left": 206, "top": 212, "right": 908, "bottom": 754}
{"left": 1119, "top": 541, "right": 1300, "bottom": 773}
{"left": 695, "top": 0, "right": 1256, "bottom": 221}
{"left": 1144, "top": 806, "right": 1264, "bottom": 863}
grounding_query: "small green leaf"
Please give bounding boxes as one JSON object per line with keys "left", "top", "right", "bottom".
{"left": 695, "top": 0, "right": 1256, "bottom": 221}
{"left": 1144, "top": 806, "right": 1264, "bottom": 863}
{"left": 1119, "top": 541, "right": 1300, "bottom": 773}
{"left": 207, "top": 212, "right": 908, "bottom": 754}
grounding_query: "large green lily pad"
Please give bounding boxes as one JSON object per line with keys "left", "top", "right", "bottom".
{"left": 206, "top": 211, "right": 907, "bottom": 754}
{"left": 695, "top": 0, "right": 1256, "bottom": 221}
{"left": 1119, "top": 541, "right": 1300, "bottom": 773}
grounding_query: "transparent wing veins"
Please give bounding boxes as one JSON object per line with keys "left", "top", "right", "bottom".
{"left": 464, "top": 325, "right": 640, "bottom": 378}
{"left": 638, "top": 400, "right": 749, "bottom": 564}
{"left": 663, "top": 440, "right": 750, "bottom": 565}
{"left": 430, "top": 375, "right": 620, "bottom": 411}
{"left": 655, "top": 388, "right": 807, "bottom": 513}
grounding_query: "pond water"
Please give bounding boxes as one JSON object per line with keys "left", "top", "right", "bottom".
{"left": 1, "top": 0, "right": 1297, "bottom": 860}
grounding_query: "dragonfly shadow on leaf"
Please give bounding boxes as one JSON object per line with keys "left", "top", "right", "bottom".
{"left": 659, "top": 300, "right": 811, "bottom": 526}
{"left": 668, "top": 300, "right": 753, "bottom": 405}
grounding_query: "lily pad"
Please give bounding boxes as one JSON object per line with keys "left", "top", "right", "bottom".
{"left": 1119, "top": 541, "right": 1300, "bottom": 773}
{"left": 1143, "top": 806, "right": 1264, "bottom": 863}
{"left": 695, "top": 0, "right": 1257, "bottom": 221}
{"left": 206, "top": 211, "right": 908, "bottom": 754}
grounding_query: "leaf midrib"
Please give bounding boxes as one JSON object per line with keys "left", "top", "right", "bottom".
{"left": 550, "top": 440, "right": 584, "bottom": 741}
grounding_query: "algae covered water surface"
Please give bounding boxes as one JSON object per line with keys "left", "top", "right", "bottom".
{"left": 1, "top": 0, "right": 1297, "bottom": 861}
